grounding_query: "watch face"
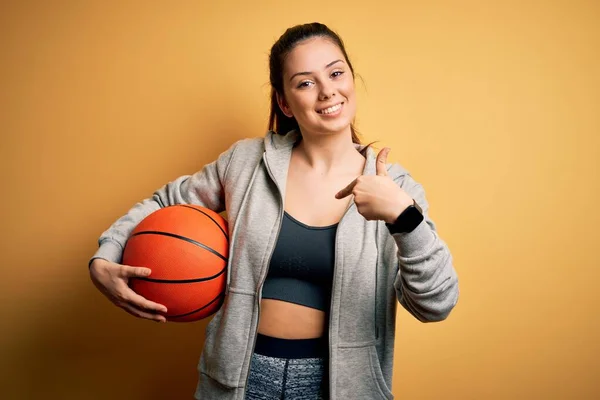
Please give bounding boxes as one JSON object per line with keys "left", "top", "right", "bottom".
{"left": 386, "top": 204, "right": 424, "bottom": 234}
{"left": 403, "top": 206, "right": 424, "bottom": 233}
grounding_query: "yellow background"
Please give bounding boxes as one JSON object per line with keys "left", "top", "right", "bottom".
{"left": 1, "top": 1, "right": 598, "bottom": 399}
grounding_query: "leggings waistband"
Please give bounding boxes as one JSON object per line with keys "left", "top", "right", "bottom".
{"left": 254, "top": 334, "right": 328, "bottom": 359}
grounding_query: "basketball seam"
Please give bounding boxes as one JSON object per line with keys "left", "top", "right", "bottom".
{"left": 129, "top": 230, "right": 227, "bottom": 261}
{"left": 137, "top": 266, "right": 226, "bottom": 284}
{"left": 167, "top": 293, "right": 225, "bottom": 319}
{"left": 179, "top": 204, "right": 229, "bottom": 240}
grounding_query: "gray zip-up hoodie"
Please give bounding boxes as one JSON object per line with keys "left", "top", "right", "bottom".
{"left": 91, "top": 130, "right": 459, "bottom": 399}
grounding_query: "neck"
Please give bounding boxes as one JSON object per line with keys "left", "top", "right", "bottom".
{"left": 294, "top": 127, "right": 363, "bottom": 174}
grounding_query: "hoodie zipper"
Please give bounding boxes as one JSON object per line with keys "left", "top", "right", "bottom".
{"left": 242, "top": 152, "right": 285, "bottom": 396}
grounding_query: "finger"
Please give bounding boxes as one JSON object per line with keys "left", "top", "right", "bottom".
{"left": 119, "top": 265, "right": 151, "bottom": 278}
{"left": 122, "top": 288, "right": 168, "bottom": 314}
{"left": 376, "top": 147, "right": 391, "bottom": 177}
{"left": 122, "top": 303, "right": 167, "bottom": 322}
{"left": 335, "top": 178, "right": 358, "bottom": 199}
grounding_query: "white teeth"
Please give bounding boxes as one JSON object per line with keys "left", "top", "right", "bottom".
{"left": 319, "top": 103, "right": 342, "bottom": 114}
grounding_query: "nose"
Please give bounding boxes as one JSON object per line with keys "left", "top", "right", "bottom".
{"left": 318, "top": 81, "right": 335, "bottom": 101}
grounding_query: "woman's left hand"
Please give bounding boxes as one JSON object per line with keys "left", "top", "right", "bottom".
{"left": 335, "top": 148, "right": 414, "bottom": 224}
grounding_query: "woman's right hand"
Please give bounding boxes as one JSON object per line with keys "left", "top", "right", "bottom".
{"left": 89, "top": 258, "right": 168, "bottom": 322}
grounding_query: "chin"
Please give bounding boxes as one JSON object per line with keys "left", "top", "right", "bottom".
{"left": 323, "top": 119, "right": 353, "bottom": 135}
{"left": 301, "top": 115, "right": 354, "bottom": 137}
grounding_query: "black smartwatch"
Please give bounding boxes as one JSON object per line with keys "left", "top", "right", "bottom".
{"left": 385, "top": 199, "right": 424, "bottom": 234}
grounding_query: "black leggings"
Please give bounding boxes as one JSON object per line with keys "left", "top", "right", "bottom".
{"left": 244, "top": 334, "right": 329, "bottom": 400}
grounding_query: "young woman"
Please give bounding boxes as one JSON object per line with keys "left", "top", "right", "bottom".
{"left": 89, "top": 22, "right": 459, "bottom": 400}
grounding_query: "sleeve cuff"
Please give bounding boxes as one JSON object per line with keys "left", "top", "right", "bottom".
{"left": 388, "top": 220, "right": 434, "bottom": 258}
{"left": 88, "top": 241, "right": 123, "bottom": 268}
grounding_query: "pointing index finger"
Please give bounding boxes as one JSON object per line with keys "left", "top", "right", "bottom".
{"left": 335, "top": 178, "right": 358, "bottom": 199}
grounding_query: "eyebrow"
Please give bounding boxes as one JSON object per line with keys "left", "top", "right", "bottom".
{"left": 289, "top": 59, "right": 345, "bottom": 82}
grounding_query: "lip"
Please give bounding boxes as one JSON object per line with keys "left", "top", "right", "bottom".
{"left": 316, "top": 102, "right": 344, "bottom": 116}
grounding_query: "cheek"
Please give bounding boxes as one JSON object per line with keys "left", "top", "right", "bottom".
{"left": 341, "top": 79, "right": 356, "bottom": 99}
{"left": 343, "top": 82, "right": 357, "bottom": 117}
{"left": 288, "top": 92, "right": 315, "bottom": 115}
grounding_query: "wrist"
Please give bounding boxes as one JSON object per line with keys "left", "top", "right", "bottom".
{"left": 384, "top": 199, "right": 413, "bottom": 224}
{"left": 384, "top": 211, "right": 401, "bottom": 225}
{"left": 89, "top": 257, "right": 108, "bottom": 270}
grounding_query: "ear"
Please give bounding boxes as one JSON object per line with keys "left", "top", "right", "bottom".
{"left": 276, "top": 92, "right": 294, "bottom": 118}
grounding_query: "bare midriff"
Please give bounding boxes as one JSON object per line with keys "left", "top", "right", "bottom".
{"left": 257, "top": 299, "right": 327, "bottom": 339}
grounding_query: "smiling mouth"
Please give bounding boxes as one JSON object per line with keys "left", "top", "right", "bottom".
{"left": 316, "top": 103, "right": 343, "bottom": 114}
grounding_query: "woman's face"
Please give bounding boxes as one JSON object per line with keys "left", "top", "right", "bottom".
{"left": 279, "top": 36, "right": 356, "bottom": 138}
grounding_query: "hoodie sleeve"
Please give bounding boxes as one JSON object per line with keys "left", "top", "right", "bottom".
{"left": 89, "top": 141, "right": 240, "bottom": 267}
{"left": 389, "top": 173, "right": 459, "bottom": 322}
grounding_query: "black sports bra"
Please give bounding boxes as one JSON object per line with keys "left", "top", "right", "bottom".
{"left": 261, "top": 212, "right": 337, "bottom": 312}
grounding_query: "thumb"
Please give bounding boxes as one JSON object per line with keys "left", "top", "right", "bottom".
{"left": 120, "top": 265, "right": 151, "bottom": 278}
{"left": 376, "top": 147, "right": 391, "bottom": 176}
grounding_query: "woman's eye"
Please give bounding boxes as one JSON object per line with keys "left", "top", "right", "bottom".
{"left": 332, "top": 70, "right": 344, "bottom": 78}
{"left": 298, "top": 81, "right": 313, "bottom": 88}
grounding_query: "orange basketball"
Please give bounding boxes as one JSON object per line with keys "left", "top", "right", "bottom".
{"left": 123, "top": 205, "right": 228, "bottom": 322}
